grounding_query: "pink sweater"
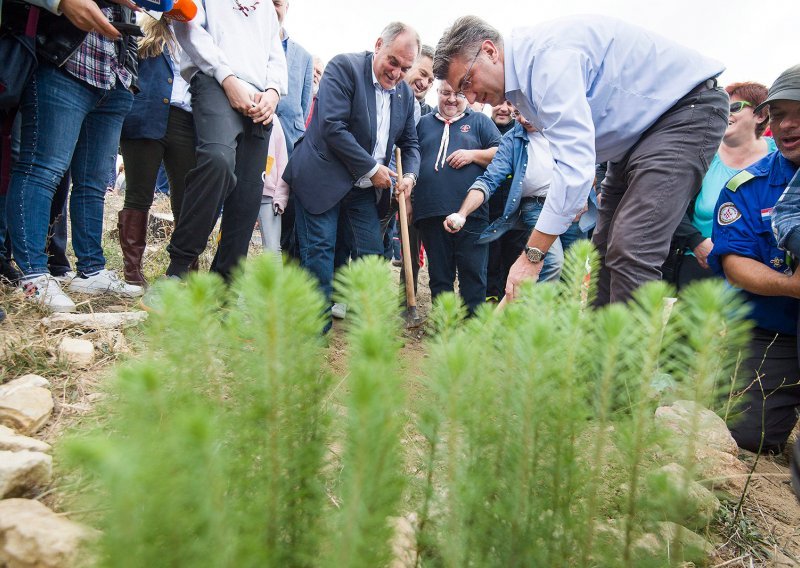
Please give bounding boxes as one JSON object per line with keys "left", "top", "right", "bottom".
{"left": 262, "top": 117, "right": 290, "bottom": 211}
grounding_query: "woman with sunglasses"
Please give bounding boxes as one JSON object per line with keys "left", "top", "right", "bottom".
{"left": 667, "top": 82, "right": 775, "bottom": 289}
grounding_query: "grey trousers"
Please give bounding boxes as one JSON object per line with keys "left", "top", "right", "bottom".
{"left": 166, "top": 73, "right": 271, "bottom": 281}
{"left": 592, "top": 86, "right": 729, "bottom": 305}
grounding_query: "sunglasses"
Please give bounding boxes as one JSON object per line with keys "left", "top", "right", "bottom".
{"left": 729, "top": 101, "right": 753, "bottom": 114}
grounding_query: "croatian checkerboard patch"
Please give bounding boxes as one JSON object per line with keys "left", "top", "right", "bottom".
{"left": 718, "top": 202, "right": 741, "bottom": 225}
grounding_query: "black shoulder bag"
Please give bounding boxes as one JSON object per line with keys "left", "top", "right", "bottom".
{"left": 0, "top": 3, "right": 39, "bottom": 195}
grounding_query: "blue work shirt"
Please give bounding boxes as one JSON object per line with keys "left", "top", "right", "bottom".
{"left": 708, "top": 151, "right": 800, "bottom": 335}
{"left": 503, "top": 15, "right": 724, "bottom": 235}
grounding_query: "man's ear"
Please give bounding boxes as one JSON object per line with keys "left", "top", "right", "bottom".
{"left": 483, "top": 40, "right": 499, "bottom": 63}
{"left": 375, "top": 37, "right": 384, "bottom": 53}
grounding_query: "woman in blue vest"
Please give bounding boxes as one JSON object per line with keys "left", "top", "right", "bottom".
{"left": 119, "top": 17, "right": 196, "bottom": 286}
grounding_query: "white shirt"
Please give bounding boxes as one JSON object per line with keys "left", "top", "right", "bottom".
{"left": 520, "top": 131, "right": 553, "bottom": 198}
{"left": 503, "top": 15, "right": 724, "bottom": 235}
{"left": 174, "top": 0, "right": 287, "bottom": 96}
{"left": 167, "top": 47, "right": 192, "bottom": 113}
{"left": 355, "top": 65, "right": 394, "bottom": 188}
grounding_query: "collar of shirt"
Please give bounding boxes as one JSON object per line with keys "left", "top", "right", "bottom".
{"left": 501, "top": 37, "right": 537, "bottom": 131}
{"left": 766, "top": 152, "right": 800, "bottom": 187}
{"left": 371, "top": 65, "right": 396, "bottom": 95}
{"left": 281, "top": 27, "right": 289, "bottom": 53}
{"left": 503, "top": 37, "right": 520, "bottom": 94}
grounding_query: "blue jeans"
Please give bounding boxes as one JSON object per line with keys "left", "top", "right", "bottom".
{"left": 516, "top": 198, "right": 564, "bottom": 282}
{"left": 296, "top": 187, "right": 383, "bottom": 306}
{"left": 559, "top": 221, "right": 588, "bottom": 253}
{"left": 7, "top": 64, "right": 132, "bottom": 277}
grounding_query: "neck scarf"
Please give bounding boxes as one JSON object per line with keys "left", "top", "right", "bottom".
{"left": 433, "top": 111, "right": 466, "bottom": 171}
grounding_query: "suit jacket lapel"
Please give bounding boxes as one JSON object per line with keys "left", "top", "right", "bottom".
{"left": 364, "top": 53, "right": 377, "bottom": 153}
{"left": 286, "top": 39, "right": 295, "bottom": 72}
{"left": 387, "top": 89, "right": 404, "bottom": 162}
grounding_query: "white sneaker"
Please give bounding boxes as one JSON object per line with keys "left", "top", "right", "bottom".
{"left": 331, "top": 302, "right": 347, "bottom": 319}
{"left": 53, "top": 271, "right": 76, "bottom": 285}
{"left": 68, "top": 269, "right": 144, "bottom": 298}
{"left": 21, "top": 274, "right": 77, "bottom": 313}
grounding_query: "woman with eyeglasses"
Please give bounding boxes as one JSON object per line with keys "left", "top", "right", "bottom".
{"left": 666, "top": 82, "right": 775, "bottom": 289}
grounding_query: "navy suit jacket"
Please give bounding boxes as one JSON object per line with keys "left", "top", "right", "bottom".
{"left": 283, "top": 51, "right": 420, "bottom": 215}
{"left": 121, "top": 53, "right": 174, "bottom": 140}
{"left": 275, "top": 37, "right": 313, "bottom": 153}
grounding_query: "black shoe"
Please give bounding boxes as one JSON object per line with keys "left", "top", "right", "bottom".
{"left": 0, "top": 308, "right": 6, "bottom": 323}
{"left": 0, "top": 258, "right": 23, "bottom": 286}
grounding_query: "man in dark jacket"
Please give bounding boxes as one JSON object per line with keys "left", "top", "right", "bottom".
{"left": 283, "top": 22, "right": 421, "bottom": 329}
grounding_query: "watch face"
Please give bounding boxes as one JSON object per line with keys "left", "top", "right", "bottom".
{"left": 526, "top": 247, "right": 544, "bottom": 263}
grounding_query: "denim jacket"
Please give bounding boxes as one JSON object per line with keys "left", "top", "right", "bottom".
{"left": 772, "top": 168, "right": 800, "bottom": 257}
{"left": 471, "top": 123, "right": 597, "bottom": 244}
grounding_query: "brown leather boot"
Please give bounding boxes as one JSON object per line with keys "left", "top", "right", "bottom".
{"left": 118, "top": 208, "right": 149, "bottom": 286}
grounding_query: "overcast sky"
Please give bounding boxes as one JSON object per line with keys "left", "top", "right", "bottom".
{"left": 285, "top": 0, "right": 798, "bottom": 101}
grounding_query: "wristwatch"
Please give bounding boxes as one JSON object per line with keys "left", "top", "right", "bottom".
{"left": 524, "top": 246, "right": 546, "bottom": 264}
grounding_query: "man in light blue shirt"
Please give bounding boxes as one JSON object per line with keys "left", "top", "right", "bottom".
{"left": 434, "top": 15, "right": 728, "bottom": 305}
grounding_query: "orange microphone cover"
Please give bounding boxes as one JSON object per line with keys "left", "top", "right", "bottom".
{"left": 163, "top": 0, "right": 196, "bottom": 21}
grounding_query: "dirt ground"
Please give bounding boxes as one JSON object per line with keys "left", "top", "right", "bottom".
{"left": 0, "top": 193, "right": 798, "bottom": 566}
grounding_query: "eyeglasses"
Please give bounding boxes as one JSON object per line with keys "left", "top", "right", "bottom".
{"left": 439, "top": 90, "right": 466, "bottom": 100}
{"left": 730, "top": 101, "right": 753, "bottom": 114}
{"left": 457, "top": 46, "right": 483, "bottom": 95}
{"left": 511, "top": 110, "right": 521, "bottom": 118}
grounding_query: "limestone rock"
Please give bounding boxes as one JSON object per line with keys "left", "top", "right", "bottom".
{"left": 0, "top": 376, "right": 49, "bottom": 392}
{"left": 693, "top": 446, "right": 749, "bottom": 496}
{"left": 100, "top": 330, "right": 128, "bottom": 354}
{"left": 0, "top": 376, "right": 53, "bottom": 435}
{"left": 0, "top": 427, "right": 51, "bottom": 454}
{"left": 0, "top": 451, "right": 52, "bottom": 498}
{"left": 0, "top": 498, "right": 93, "bottom": 568}
{"left": 41, "top": 311, "right": 146, "bottom": 331}
{"left": 633, "top": 522, "right": 714, "bottom": 564}
{"left": 58, "top": 338, "right": 95, "bottom": 368}
{"left": 648, "top": 463, "right": 720, "bottom": 529}
{"left": 655, "top": 400, "right": 738, "bottom": 456}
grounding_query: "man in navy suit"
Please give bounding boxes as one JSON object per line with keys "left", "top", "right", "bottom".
{"left": 283, "top": 22, "right": 421, "bottom": 321}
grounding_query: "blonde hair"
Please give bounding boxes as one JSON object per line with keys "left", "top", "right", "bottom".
{"left": 137, "top": 17, "right": 178, "bottom": 59}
